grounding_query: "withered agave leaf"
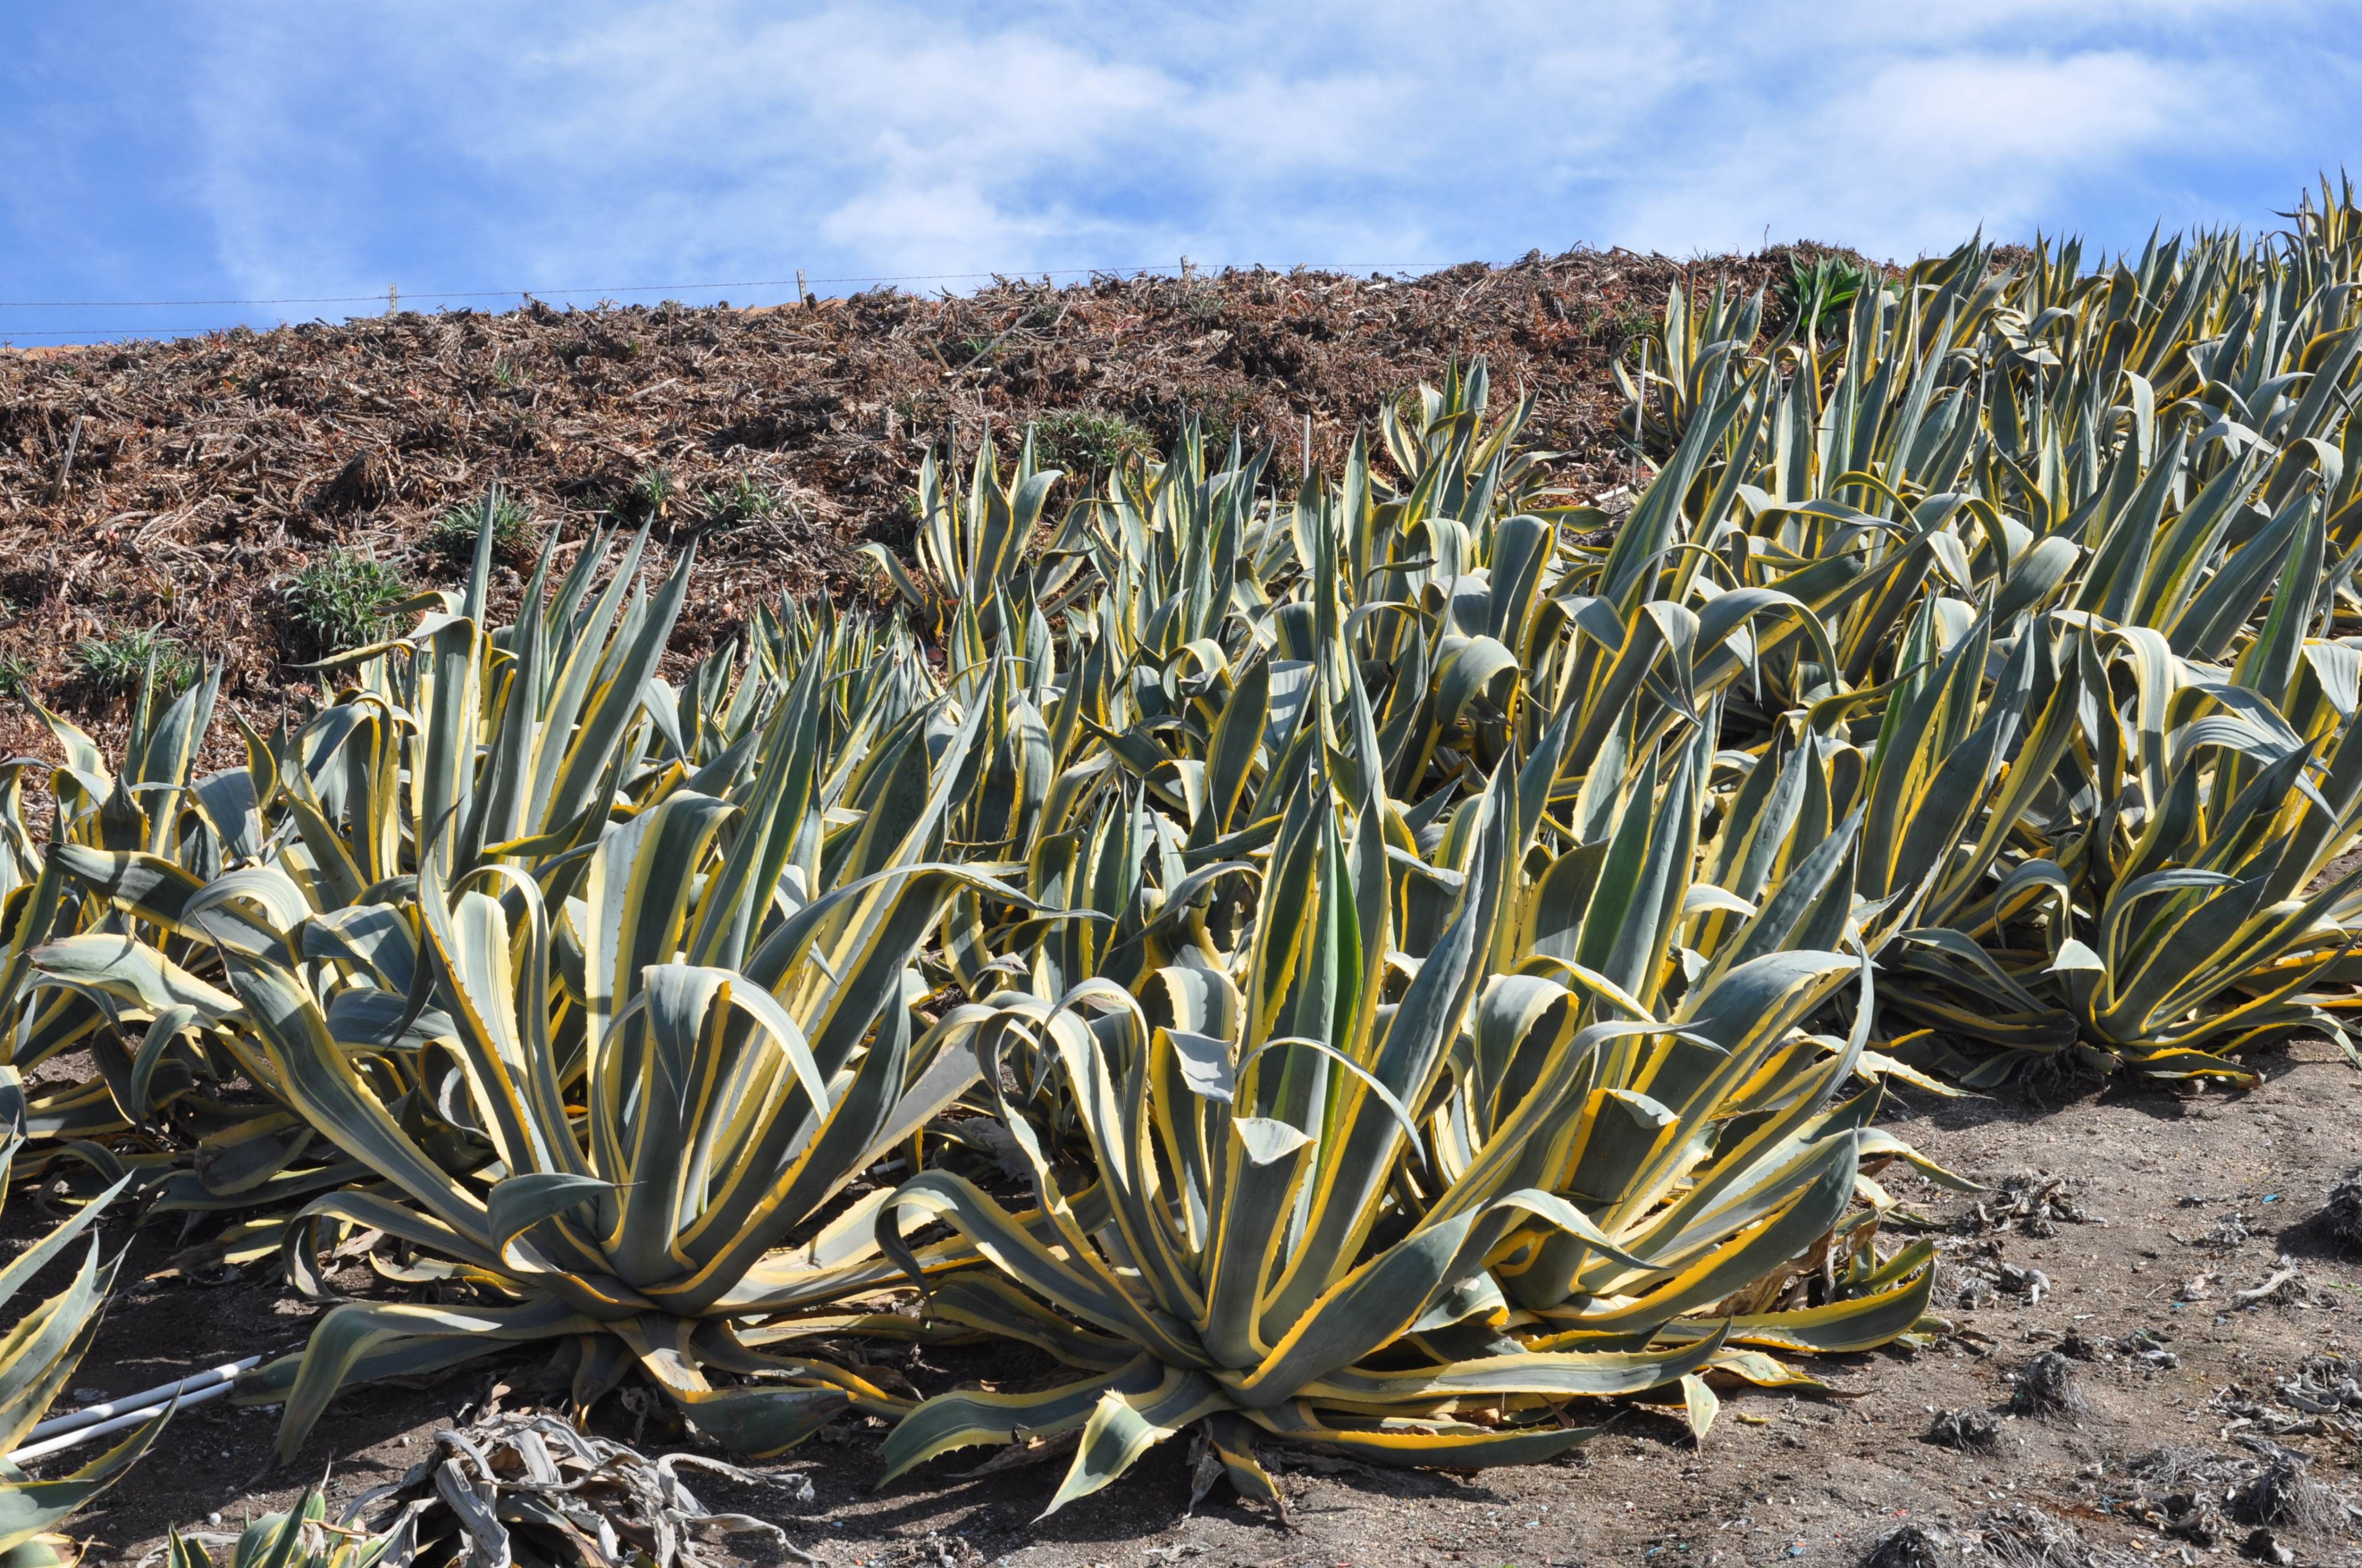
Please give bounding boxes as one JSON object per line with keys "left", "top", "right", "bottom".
{"left": 178, "top": 1412, "right": 818, "bottom": 1568}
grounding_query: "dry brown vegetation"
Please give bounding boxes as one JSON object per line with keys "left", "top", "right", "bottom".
{"left": 0, "top": 247, "right": 1827, "bottom": 761}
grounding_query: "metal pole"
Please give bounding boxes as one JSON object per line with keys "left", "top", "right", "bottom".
{"left": 20, "top": 1355, "right": 260, "bottom": 1445}
{"left": 8, "top": 1381, "right": 239, "bottom": 1465}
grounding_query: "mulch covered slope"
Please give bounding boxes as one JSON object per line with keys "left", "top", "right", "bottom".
{"left": 0, "top": 248, "right": 1797, "bottom": 762}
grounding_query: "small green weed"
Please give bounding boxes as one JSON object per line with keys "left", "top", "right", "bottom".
{"left": 700, "top": 475, "right": 782, "bottom": 529}
{"left": 1033, "top": 410, "right": 1153, "bottom": 479}
{"left": 283, "top": 550, "right": 410, "bottom": 658}
{"left": 76, "top": 627, "right": 196, "bottom": 698}
{"left": 1601, "top": 302, "right": 1660, "bottom": 357}
{"left": 629, "top": 466, "right": 679, "bottom": 520}
{"left": 432, "top": 491, "right": 534, "bottom": 564}
{"left": 0, "top": 653, "right": 33, "bottom": 699}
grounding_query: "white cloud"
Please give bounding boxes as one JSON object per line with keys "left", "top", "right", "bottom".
{"left": 1613, "top": 47, "right": 2239, "bottom": 257}
{"left": 138, "top": 0, "right": 2362, "bottom": 312}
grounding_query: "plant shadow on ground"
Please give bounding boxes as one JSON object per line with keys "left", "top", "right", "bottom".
{"left": 792, "top": 1432, "right": 1554, "bottom": 1559}
{"left": 1873, "top": 1037, "right": 2324, "bottom": 1140}
{"left": 2265, "top": 1214, "right": 2360, "bottom": 1269}
{"left": 54, "top": 1276, "right": 462, "bottom": 1554}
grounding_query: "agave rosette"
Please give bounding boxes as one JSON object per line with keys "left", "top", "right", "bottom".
{"left": 873, "top": 577, "right": 1939, "bottom": 1507}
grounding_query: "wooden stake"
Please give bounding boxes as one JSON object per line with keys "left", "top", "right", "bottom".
{"left": 49, "top": 416, "right": 83, "bottom": 502}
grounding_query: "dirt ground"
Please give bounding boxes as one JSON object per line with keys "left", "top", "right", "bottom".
{"left": 31, "top": 1036, "right": 2362, "bottom": 1567}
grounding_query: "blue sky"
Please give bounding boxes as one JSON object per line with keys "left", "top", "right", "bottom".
{"left": 4, "top": 1, "right": 2358, "bottom": 344}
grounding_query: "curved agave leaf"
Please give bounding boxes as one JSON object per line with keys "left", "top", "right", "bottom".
{"left": 883, "top": 708, "right": 1933, "bottom": 1510}
{"left": 0, "top": 1068, "right": 161, "bottom": 1551}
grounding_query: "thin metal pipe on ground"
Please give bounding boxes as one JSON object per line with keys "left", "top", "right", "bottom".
{"left": 6, "top": 1355, "right": 264, "bottom": 1466}
{"left": 21, "top": 1354, "right": 260, "bottom": 1443}
{"left": 6, "top": 1381, "right": 235, "bottom": 1465}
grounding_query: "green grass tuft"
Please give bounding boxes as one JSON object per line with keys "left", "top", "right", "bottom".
{"left": 283, "top": 550, "right": 411, "bottom": 658}
{"left": 1033, "top": 410, "right": 1154, "bottom": 478}
{"left": 431, "top": 492, "right": 535, "bottom": 564}
{"left": 76, "top": 626, "right": 196, "bottom": 698}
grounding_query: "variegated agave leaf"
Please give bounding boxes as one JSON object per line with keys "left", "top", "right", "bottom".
{"left": 28, "top": 517, "right": 843, "bottom": 1238}
{"left": 0, "top": 1067, "right": 165, "bottom": 1560}
{"left": 0, "top": 659, "right": 243, "bottom": 1152}
{"left": 878, "top": 685, "right": 1936, "bottom": 1512}
{"left": 167, "top": 1487, "right": 392, "bottom": 1568}
{"left": 226, "top": 677, "right": 1036, "bottom": 1459}
{"left": 857, "top": 434, "right": 1073, "bottom": 651}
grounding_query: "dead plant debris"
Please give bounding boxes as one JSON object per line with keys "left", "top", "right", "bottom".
{"left": 0, "top": 249, "right": 1798, "bottom": 783}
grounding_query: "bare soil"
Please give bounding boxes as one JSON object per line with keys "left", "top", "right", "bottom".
{"left": 32, "top": 1038, "right": 2362, "bottom": 1567}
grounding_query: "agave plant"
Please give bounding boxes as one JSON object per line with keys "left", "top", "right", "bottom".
{"left": 211, "top": 669, "right": 1047, "bottom": 1456}
{"left": 15, "top": 185, "right": 2362, "bottom": 1525}
{"left": 1481, "top": 716, "right": 1952, "bottom": 1355}
{"left": 0, "top": 661, "right": 242, "bottom": 1152}
{"left": 0, "top": 1069, "right": 162, "bottom": 1567}
{"left": 1881, "top": 611, "right": 2362, "bottom": 1082}
{"left": 1776, "top": 253, "right": 1884, "bottom": 337}
{"left": 28, "top": 520, "right": 725, "bottom": 1250}
{"left": 1600, "top": 206, "right": 2362, "bottom": 1083}
{"left": 859, "top": 435, "right": 1080, "bottom": 653}
{"left": 875, "top": 653, "right": 1937, "bottom": 1510}
{"left": 20, "top": 517, "right": 1039, "bottom": 1456}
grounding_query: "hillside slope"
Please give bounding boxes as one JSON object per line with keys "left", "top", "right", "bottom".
{"left": 0, "top": 249, "right": 1791, "bottom": 756}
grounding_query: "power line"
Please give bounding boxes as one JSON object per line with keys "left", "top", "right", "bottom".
{"left": 0, "top": 261, "right": 1463, "bottom": 312}
{"left": 2, "top": 275, "right": 993, "bottom": 308}
{"left": 2, "top": 328, "right": 237, "bottom": 337}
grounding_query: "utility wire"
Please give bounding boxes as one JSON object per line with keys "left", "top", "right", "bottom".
{"left": 3, "top": 327, "right": 247, "bottom": 337}
{"left": 0, "top": 261, "right": 1462, "bottom": 312}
